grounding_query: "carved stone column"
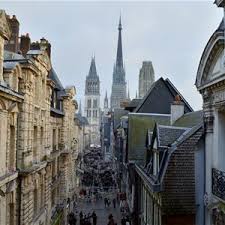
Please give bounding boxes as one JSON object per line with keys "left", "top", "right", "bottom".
{"left": 0, "top": 10, "right": 11, "bottom": 84}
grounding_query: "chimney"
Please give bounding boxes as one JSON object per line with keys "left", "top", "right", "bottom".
{"left": 4, "top": 14, "right": 20, "bottom": 53}
{"left": 20, "top": 33, "right": 30, "bottom": 56}
{"left": 39, "top": 37, "right": 51, "bottom": 58}
{"left": 170, "top": 95, "right": 184, "bottom": 125}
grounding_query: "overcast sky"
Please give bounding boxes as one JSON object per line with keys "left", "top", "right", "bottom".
{"left": 1, "top": 1, "right": 223, "bottom": 111}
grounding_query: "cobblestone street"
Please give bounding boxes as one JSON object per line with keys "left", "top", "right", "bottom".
{"left": 75, "top": 197, "right": 121, "bottom": 225}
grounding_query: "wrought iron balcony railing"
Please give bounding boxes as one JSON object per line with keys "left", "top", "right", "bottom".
{"left": 212, "top": 168, "right": 225, "bottom": 201}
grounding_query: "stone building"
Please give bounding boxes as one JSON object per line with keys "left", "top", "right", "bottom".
{"left": 138, "top": 61, "right": 155, "bottom": 98}
{"left": 111, "top": 17, "right": 127, "bottom": 110}
{"left": 0, "top": 10, "right": 23, "bottom": 225}
{"left": 0, "top": 10, "right": 80, "bottom": 225}
{"left": 196, "top": 1, "right": 225, "bottom": 224}
{"left": 84, "top": 57, "right": 101, "bottom": 144}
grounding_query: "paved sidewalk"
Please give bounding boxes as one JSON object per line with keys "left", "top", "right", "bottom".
{"left": 75, "top": 198, "right": 121, "bottom": 225}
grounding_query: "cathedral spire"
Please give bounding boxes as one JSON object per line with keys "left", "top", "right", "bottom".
{"left": 104, "top": 91, "right": 108, "bottom": 109}
{"left": 116, "top": 15, "right": 123, "bottom": 68}
{"left": 88, "top": 57, "right": 98, "bottom": 77}
{"left": 127, "top": 81, "right": 130, "bottom": 100}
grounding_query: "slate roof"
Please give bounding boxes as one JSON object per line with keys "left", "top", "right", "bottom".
{"left": 4, "top": 50, "right": 26, "bottom": 61}
{"left": 75, "top": 113, "right": 89, "bottom": 126}
{"left": 157, "top": 125, "right": 188, "bottom": 147}
{"left": 128, "top": 113, "right": 170, "bottom": 165}
{"left": 27, "top": 50, "right": 42, "bottom": 55}
{"left": 125, "top": 98, "right": 141, "bottom": 111}
{"left": 48, "top": 68, "right": 64, "bottom": 91}
{"left": 173, "top": 110, "right": 203, "bottom": 128}
{"left": 3, "top": 61, "right": 19, "bottom": 70}
{"left": 134, "top": 77, "right": 193, "bottom": 114}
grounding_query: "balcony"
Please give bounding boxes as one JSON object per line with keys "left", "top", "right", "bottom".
{"left": 212, "top": 168, "right": 225, "bottom": 201}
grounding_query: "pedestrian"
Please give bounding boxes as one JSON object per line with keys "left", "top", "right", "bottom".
{"left": 108, "top": 214, "right": 115, "bottom": 225}
{"left": 121, "top": 217, "right": 126, "bottom": 225}
{"left": 92, "top": 211, "right": 97, "bottom": 225}
{"left": 113, "top": 198, "right": 116, "bottom": 208}
{"left": 104, "top": 197, "right": 107, "bottom": 207}
{"left": 68, "top": 212, "right": 77, "bottom": 225}
{"left": 79, "top": 211, "right": 83, "bottom": 225}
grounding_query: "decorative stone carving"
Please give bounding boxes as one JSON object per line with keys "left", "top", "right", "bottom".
{"left": 0, "top": 10, "right": 11, "bottom": 40}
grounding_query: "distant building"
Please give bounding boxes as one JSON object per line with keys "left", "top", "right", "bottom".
{"left": 138, "top": 61, "right": 155, "bottom": 98}
{"left": 84, "top": 57, "right": 101, "bottom": 144}
{"left": 104, "top": 91, "right": 110, "bottom": 115}
{"left": 111, "top": 16, "right": 127, "bottom": 110}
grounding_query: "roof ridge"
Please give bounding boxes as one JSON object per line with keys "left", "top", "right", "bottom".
{"left": 158, "top": 124, "right": 189, "bottom": 130}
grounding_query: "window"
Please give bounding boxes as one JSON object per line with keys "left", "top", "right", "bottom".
{"left": 87, "top": 99, "right": 91, "bottom": 108}
{"left": 9, "top": 126, "right": 15, "bottom": 171}
{"left": 33, "top": 188, "right": 38, "bottom": 216}
{"left": 58, "top": 128, "right": 61, "bottom": 146}
{"left": 33, "top": 126, "right": 37, "bottom": 159}
{"left": 40, "top": 127, "right": 44, "bottom": 147}
{"left": 52, "top": 129, "right": 56, "bottom": 150}
{"left": 93, "top": 99, "right": 97, "bottom": 108}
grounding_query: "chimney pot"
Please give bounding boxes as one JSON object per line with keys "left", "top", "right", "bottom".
{"left": 170, "top": 95, "right": 184, "bottom": 125}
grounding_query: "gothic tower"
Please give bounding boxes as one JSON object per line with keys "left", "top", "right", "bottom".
{"left": 138, "top": 61, "right": 155, "bottom": 98}
{"left": 111, "top": 16, "right": 127, "bottom": 110}
{"left": 84, "top": 57, "right": 101, "bottom": 144}
{"left": 104, "top": 91, "right": 109, "bottom": 114}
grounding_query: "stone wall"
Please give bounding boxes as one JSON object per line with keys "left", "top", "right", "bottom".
{"left": 0, "top": 10, "right": 81, "bottom": 225}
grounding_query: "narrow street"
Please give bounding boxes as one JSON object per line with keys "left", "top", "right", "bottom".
{"left": 74, "top": 146, "right": 123, "bottom": 225}
{"left": 75, "top": 196, "right": 121, "bottom": 225}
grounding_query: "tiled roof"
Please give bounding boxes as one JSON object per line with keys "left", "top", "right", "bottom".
{"left": 157, "top": 125, "right": 188, "bottom": 147}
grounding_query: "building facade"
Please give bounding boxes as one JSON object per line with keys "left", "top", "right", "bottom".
{"left": 196, "top": 1, "right": 225, "bottom": 224}
{"left": 138, "top": 61, "right": 155, "bottom": 98}
{"left": 0, "top": 11, "right": 80, "bottom": 225}
{"left": 84, "top": 57, "right": 101, "bottom": 144}
{"left": 111, "top": 17, "right": 127, "bottom": 110}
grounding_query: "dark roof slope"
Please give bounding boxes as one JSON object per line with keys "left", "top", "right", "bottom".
{"left": 48, "top": 68, "right": 64, "bottom": 90}
{"left": 157, "top": 125, "right": 188, "bottom": 147}
{"left": 173, "top": 110, "right": 203, "bottom": 128}
{"left": 125, "top": 98, "right": 141, "bottom": 111}
{"left": 134, "top": 77, "right": 193, "bottom": 114}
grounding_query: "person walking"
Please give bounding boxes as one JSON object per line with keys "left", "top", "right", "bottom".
{"left": 113, "top": 198, "right": 116, "bottom": 208}
{"left": 121, "top": 217, "right": 126, "bottom": 225}
{"left": 104, "top": 197, "right": 107, "bottom": 207}
{"left": 92, "top": 211, "right": 97, "bottom": 225}
{"left": 79, "top": 211, "right": 83, "bottom": 225}
{"left": 108, "top": 214, "right": 115, "bottom": 225}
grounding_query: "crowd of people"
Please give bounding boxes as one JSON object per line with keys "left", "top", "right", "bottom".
{"left": 68, "top": 146, "right": 131, "bottom": 225}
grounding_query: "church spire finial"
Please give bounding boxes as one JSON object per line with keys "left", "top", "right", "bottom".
{"left": 116, "top": 15, "right": 123, "bottom": 68}
{"left": 88, "top": 56, "right": 98, "bottom": 77}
